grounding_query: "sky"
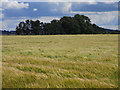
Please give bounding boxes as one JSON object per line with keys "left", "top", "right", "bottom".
{"left": 0, "top": 0, "right": 119, "bottom": 30}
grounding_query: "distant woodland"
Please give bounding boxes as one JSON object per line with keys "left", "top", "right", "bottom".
{"left": 16, "top": 14, "right": 120, "bottom": 35}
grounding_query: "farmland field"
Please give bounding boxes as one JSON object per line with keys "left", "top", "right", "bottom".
{"left": 2, "top": 34, "right": 118, "bottom": 88}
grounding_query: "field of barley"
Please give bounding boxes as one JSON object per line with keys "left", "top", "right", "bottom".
{"left": 2, "top": 34, "right": 118, "bottom": 88}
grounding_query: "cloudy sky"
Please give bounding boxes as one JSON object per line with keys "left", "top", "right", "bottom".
{"left": 0, "top": 0, "right": 119, "bottom": 30}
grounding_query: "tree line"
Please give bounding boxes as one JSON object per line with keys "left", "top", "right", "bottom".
{"left": 16, "top": 14, "right": 120, "bottom": 35}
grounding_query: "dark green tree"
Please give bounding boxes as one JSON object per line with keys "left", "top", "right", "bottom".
{"left": 16, "top": 14, "right": 120, "bottom": 35}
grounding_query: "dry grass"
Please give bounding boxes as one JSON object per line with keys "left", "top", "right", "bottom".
{"left": 2, "top": 34, "right": 118, "bottom": 88}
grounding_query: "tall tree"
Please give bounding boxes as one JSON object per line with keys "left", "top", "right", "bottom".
{"left": 16, "top": 14, "right": 120, "bottom": 35}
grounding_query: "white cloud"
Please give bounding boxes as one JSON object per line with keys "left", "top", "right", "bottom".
{"left": 0, "top": 1, "right": 29, "bottom": 21}
{"left": 2, "top": 22, "right": 8, "bottom": 30}
{"left": 33, "top": 8, "right": 38, "bottom": 11}
{"left": 0, "top": 13, "right": 2, "bottom": 30}
{"left": 0, "top": 13, "right": 4, "bottom": 18}
{"left": 88, "top": 2, "right": 98, "bottom": 5}
{"left": 51, "top": 2, "right": 98, "bottom": 14}
{"left": 8, "top": 0, "right": 119, "bottom": 2}
{"left": 0, "top": 0, "right": 8, "bottom": 2}
{"left": 0, "top": 8, "right": 4, "bottom": 11}
{"left": 19, "top": 16, "right": 60, "bottom": 23}
{"left": 100, "top": 25, "right": 118, "bottom": 30}
{"left": 37, "top": 16, "right": 60, "bottom": 22}
{"left": 1, "top": 17, "right": 27, "bottom": 30}
{"left": 103, "top": 1, "right": 115, "bottom": 4}
{"left": 51, "top": 2, "right": 72, "bottom": 14}
{"left": 88, "top": 11, "right": 118, "bottom": 25}
{"left": 1, "top": 0, "right": 29, "bottom": 10}
{"left": 61, "top": 3, "right": 72, "bottom": 13}
{"left": 70, "top": 11, "right": 118, "bottom": 29}
{"left": 1, "top": 16, "right": 61, "bottom": 30}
